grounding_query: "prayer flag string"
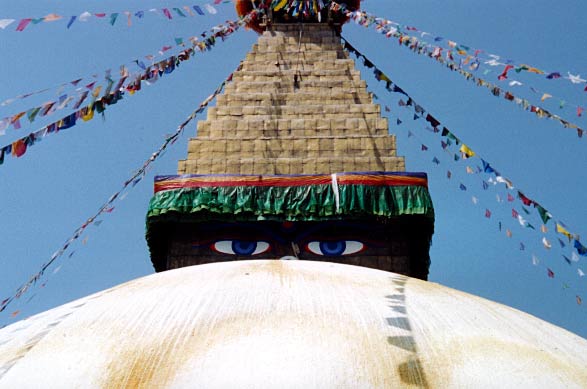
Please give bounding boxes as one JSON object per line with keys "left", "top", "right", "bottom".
{"left": 342, "top": 36, "right": 586, "bottom": 306}
{"left": 332, "top": 1, "right": 587, "bottom": 92}
{"left": 0, "top": 1, "right": 230, "bottom": 32}
{"left": 0, "top": 8, "right": 244, "bottom": 124}
{"left": 0, "top": 63, "right": 241, "bottom": 318}
{"left": 0, "top": 16, "right": 253, "bottom": 165}
{"left": 331, "top": 3, "right": 586, "bottom": 139}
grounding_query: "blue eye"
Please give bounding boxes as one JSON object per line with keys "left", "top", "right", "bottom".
{"left": 212, "top": 240, "right": 270, "bottom": 256}
{"left": 306, "top": 241, "right": 365, "bottom": 256}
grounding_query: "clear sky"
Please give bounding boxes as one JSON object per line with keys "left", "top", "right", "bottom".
{"left": 1, "top": 0, "right": 587, "bottom": 338}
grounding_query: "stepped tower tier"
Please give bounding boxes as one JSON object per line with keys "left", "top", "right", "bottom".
{"left": 146, "top": 23, "right": 435, "bottom": 279}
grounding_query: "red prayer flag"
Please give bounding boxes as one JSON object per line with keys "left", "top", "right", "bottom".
{"left": 512, "top": 209, "right": 519, "bottom": 218}
{"left": 547, "top": 268, "right": 555, "bottom": 278}
{"left": 507, "top": 193, "right": 514, "bottom": 202}
{"left": 15, "top": 18, "right": 32, "bottom": 31}
{"left": 485, "top": 209, "right": 491, "bottom": 218}
{"left": 577, "top": 295, "right": 583, "bottom": 305}
{"left": 11, "top": 139, "right": 27, "bottom": 157}
{"left": 498, "top": 65, "right": 514, "bottom": 81}
{"left": 518, "top": 191, "right": 533, "bottom": 206}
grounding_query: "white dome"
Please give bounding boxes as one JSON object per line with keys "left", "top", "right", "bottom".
{"left": 0, "top": 260, "right": 586, "bottom": 388}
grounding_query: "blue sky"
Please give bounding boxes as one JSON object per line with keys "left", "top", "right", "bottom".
{"left": 1, "top": 0, "right": 587, "bottom": 338}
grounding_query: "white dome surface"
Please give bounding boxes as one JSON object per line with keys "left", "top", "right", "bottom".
{"left": 0, "top": 260, "right": 586, "bottom": 388}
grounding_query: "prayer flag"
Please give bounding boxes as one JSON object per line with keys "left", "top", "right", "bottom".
{"left": 517, "top": 191, "right": 533, "bottom": 206}
{"left": 547, "top": 268, "right": 555, "bottom": 278}
{"left": 574, "top": 240, "right": 587, "bottom": 256}
{"left": 66, "top": 16, "right": 77, "bottom": 29}
{"left": 425, "top": 113, "right": 440, "bottom": 128}
{"left": 542, "top": 237, "right": 552, "bottom": 250}
{"left": 15, "top": 18, "right": 32, "bottom": 31}
{"left": 532, "top": 255, "right": 539, "bottom": 266}
{"left": 506, "top": 229, "right": 512, "bottom": 238}
{"left": 459, "top": 183, "right": 467, "bottom": 191}
{"left": 162, "top": 8, "right": 173, "bottom": 19}
{"left": 11, "top": 139, "right": 27, "bottom": 157}
{"left": 536, "top": 205, "right": 551, "bottom": 224}
{"left": 43, "top": 14, "right": 62, "bottom": 22}
{"left": 109, "top": 13, "right": 119, "bottom": 25}
{"left": 173, "top": 8, "right": 187, "bottom": 17}
{"left": 459, "top": 144, "right": 475, "bottom": 158}
{"left": 482, "top": 159, "right": 495, "bottom": 173}
{"left": 193, "top": 6, "right": 205, "bottom": 15}
{"left": 485, "top": 209, "right": 491, "bottom": 218}
{"left": 577, "top": 296, "right": 582, "bottom": 305}
{"left": 556, "top": 223, "right": 574, "bottom": 242}
{"left": 204, "top": 4, "right": 217, "bottom": 14}
{"left": 79, "top": 11, "right": 92, "bottom": 21}
{"left": 579, "top": 268, "right": 585, "bottom": 277}
{"left": 0, "top": 19, "right": 15, "bottom": 29}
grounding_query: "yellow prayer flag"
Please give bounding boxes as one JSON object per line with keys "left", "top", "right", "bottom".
{"left": 81, "top": 107, "right": 94, "bottom": 122}
{"left": 541, "top": 93, "right": 552, "bottom": 102}
{"left": 556, "top": 223, "right": 574, "bottom": 241}
{"left": 459, "top": 144, "right": 475, "bottom": 158}
{"left": 274, "top": 0, "right": 289, "bottom": 11}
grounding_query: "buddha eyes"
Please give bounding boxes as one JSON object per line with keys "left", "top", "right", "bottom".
{"left": 211, "top": 240, "right": 271, "bottom": 256}
{"left": 210, "top": 239, "right": 365, "bottom": 257}
{"left": 306, "top": 241, "right": 365, "bottom": 256}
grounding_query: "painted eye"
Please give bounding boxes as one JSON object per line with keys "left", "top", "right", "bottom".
{"left": 212, "top": 240, "right": 271, "bottom": 256}
{"left": 306, "top": 241, "right": 365, "bottom": 256}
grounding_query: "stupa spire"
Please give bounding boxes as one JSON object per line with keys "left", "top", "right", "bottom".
{"left": 146, "top": 6, "right": 434, "bottom": 279}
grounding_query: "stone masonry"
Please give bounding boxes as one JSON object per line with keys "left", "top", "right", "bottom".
{"left": 178, "top": 23, "right": 405, "bottom": 175}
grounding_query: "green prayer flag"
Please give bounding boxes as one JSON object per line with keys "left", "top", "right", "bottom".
{"left": 536, "top": 204, "right": 551, "bottom": 224}
{"left": 109, "top": 13, "right": 119, "bottom": 26}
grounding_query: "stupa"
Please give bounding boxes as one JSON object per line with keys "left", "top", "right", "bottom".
{"left": 1, "top": 1, "right": 586, "bottom": 387}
